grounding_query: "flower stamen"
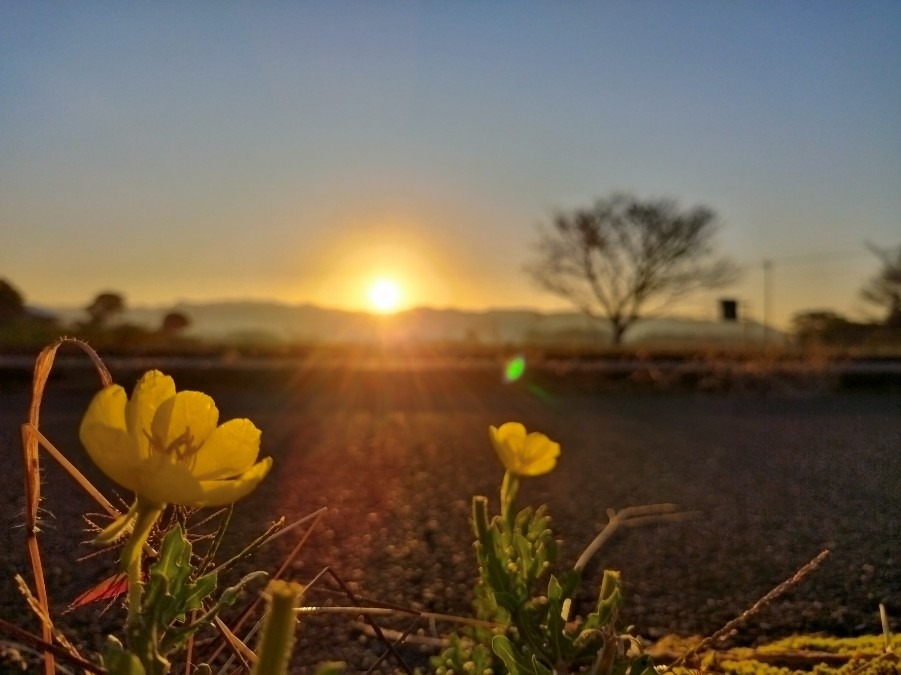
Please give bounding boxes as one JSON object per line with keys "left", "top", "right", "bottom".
{"left": 167, "top": 428, "right": 204, "bottom": 460}
{"left": 144, "top": 427, "right": 204, "bottom": 460}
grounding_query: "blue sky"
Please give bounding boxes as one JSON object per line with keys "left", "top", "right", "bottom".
{"left": 2, "top": 2, "right": 899, "bottom": 327}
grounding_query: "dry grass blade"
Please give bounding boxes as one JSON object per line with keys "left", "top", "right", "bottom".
{"left": 350, "top": 622, "right": 450, "bottom": 648}
{"left": 214, "top": 615, "right": 258, "bottom": 669}
{"left": 19, "top": 421, "right": 53, "bottom": 675}
{"left": 204, "top": 508, "right": 326, "bottom": 666}
{"left": 367, "top": 617, "right": 419, "bottom": 674}
{"left": 183, "top": 609, "right": 198, "bottom": 675}
{"left": 195, "top": 505, "right": 234, "bottom": 575}
{"left": 19, "top": 338, "right": 113, "bottom": 675}
{"left": 220, "top": 567, "right": 330, "bottom": 673}
{"left": 25, "top": 423, "right": 120, "bottom": 518}
{"left": 667, "top": 549, "right": 832, "bottom": 670}
{"left": 881, "top": 603, "right": 893, "bottom": 654}
{"left": 325, "top": 567, "right": 415, "bottom": 675}
{"left": 297, "top": 602, "right": 502, "bottom": 632}
{"left": 573, "top": 503, "right": 701, "bottom": 573}
{"left": 14, "top": 575, "right": 86, "bottom": 667}
{"left": 0, "top": 618, "right": 104, "bottom": 674}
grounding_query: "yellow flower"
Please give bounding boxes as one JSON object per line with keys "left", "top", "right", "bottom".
{"left": 489, "top": 422, "right": 560, "bottom": 477}
{"left": 80, "top": 369, "right": 272, "bottom": 509}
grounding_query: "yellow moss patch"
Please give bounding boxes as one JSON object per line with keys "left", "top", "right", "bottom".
{"left": 653, "top": 634, "right": 900, "bottom": 674}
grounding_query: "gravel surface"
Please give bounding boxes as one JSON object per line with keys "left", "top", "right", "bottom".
{"left": 1, "top": 364, "right": 899, "bottom": 672}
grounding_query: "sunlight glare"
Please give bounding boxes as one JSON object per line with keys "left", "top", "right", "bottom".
{"left": 368, "top": 278, "right": 402, "bottom": 314}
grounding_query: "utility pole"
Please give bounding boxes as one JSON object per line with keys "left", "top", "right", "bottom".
{"left": 757, "top": 249, "right": 869, "bottom": 346}
{"left": 762, "top": 259, "right": 772, "bottom": 344}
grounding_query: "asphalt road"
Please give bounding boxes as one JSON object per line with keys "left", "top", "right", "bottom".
{"left": 1, "top": 364, "right": 899, "bottom": 671}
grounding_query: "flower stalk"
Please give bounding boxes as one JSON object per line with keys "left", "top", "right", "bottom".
{"left": 252, "top": 580, "right": 305, "bottom": 675}
{"left": 120, "top": 499, "right": 163, "bottom": 630}
{"left": 500, "top": 469, "right": 519, "bottom": 527}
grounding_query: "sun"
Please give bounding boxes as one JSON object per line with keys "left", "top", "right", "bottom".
{"left": 368, "top": 278, "right": 402, "bottom": 314}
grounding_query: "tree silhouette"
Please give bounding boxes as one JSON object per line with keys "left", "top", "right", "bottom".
{"left": 86, "top": 291, "right": 125, "bottom": 328}
{"left": 860, "top": 243, "right": 901, "bottom": 328}
{"left": 526, "top": 192, "right": 738, "bottom": 345}
{"left": 0, "top": 278, "right": 26, "bottom": 322}
{"left": 160, "top": 311, "right": 191, "bottom": 335}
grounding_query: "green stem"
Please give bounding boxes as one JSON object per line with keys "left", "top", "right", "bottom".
{"left": 500, "top": 470, "right": 519, "bottom": 529}
{"left": 120, "top": 498, "right": 164, "bottom": 631}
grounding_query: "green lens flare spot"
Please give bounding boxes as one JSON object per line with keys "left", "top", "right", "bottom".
{"left": 504, "top": 355, "right": 526, "bottom": 382}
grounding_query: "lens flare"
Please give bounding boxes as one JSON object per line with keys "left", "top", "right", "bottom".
{"left": 504, "top": 355, "right": 526, "bottom": 382}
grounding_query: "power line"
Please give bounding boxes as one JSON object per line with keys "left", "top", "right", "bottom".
{"left": 766, "top": 249, "right": 872, "bottom": 265}
{"left": 736, "top": 248, "right": 871, "bottom": 272}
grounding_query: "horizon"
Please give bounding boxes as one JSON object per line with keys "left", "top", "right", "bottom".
{"left": 3, "top": 3, "right": 899, "bottom": 330}
{"left": 35, "top": 294, "right": 787, "bottom": 332}
{"left": 37, "top": 294, "right": 750, "bottom": 317}
{"left": 29, "top": 295, "right": 792, "bottom": 349}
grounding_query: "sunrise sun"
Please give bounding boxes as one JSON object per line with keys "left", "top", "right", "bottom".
{"left": 368, "top": 278, "right": 402, "bottom": 314}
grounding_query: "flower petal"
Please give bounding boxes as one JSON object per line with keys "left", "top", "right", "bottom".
{"left": 151, "top": 390, "right": 219, "bottom": 451}
{"left": 489, "top": 422, "right": 525, "bottom": 473}
{"left": 82, "top": 369, "right": 271, "bottom": 509}
{"left": 523, "top": 431, "right": 559, "bottom": 461}
{"left": 194, "top": 457, "right": 273, "bottom": 507}
{"left": 191, "top": 418, "right": 261, "bottom": 480}
{"left": 137, "top": 458, "right": 206, "bottom": 505}
{"left": 520, "top": 433, "right": 560, "bottom": 476}
{"left": 492, "top": 422, "right": 527, "bottom": 445}
{"left": 79, "top": 385, "right": 142, "bottom": 491}
{"left": 126, "top": 371, "right": 176, "bottom": 456}
{"left": 489, "top": 422, "right": 561, "bottom": 476}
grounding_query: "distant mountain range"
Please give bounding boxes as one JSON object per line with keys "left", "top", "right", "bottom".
{"left": 39, "top": 300, "right": 784, "bottom": 346}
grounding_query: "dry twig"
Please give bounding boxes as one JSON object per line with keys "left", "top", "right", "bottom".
{"left": 667, "top": 548, "right": 831, "bottom": 670}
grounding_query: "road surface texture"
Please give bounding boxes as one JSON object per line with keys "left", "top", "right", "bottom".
{"left": 1, "top": 362, "right": 898, "bottom": 672}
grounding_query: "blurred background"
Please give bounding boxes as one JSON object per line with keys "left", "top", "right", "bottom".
{"left": 2, "top": 2, "right": 899, "bottom": 354}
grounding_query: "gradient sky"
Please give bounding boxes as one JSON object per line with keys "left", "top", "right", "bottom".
{"left": 2, "top": 2, "right": 900, "bottom": 328}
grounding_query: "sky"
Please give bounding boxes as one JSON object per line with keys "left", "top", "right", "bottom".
{"left": 2, "top": 2, "right": 900, "bottom": 329}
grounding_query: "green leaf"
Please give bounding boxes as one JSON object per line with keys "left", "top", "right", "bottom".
{"left": 512, "top": 533, "right": 534, "bottom": 578}
{"left": 102, "top": 636, "right": 147, "bottom": 675}
{"left": 144, "top": 525, "right": 193, "bottom": 625}
{"left": 181, "top": 571, "right": 218, "bottom": 612}
{"left": 627, "top": 654, "right": 656, "bottom": 675}
{"left": 218, "top": 570, "right": 269, "bottom": 607}
{"left": 530, "top": 654, "right": 553, "bottom": 675}
{"left": 596, "top": 592, "right": 621, "bottom": 627}
{"left": 572, "top": 628, "right": 606, "bottom": 663}
{"left": 544, "top": 576, "right": 567, "bottom": 661}
{"left": 558, "top": 569, "right": 581, "bottom": 598}
{"left": 472, "top": 496, "right": 492, "bottom": 541}
{"left": 492, "top": 634, "right": 536, "bottom": 675}
{"left": 595, "top": 570, "right": 624, "bottom": 626}
{"left": 493, "top": 590, "right": 521, "bottom": 615}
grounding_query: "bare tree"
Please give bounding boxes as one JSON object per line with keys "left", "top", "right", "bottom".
{"left": 526, "top": 193, "right": 738, "bottom": 345}
{"left": 860, "top": 243, "right": 901, "bottom": 328}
